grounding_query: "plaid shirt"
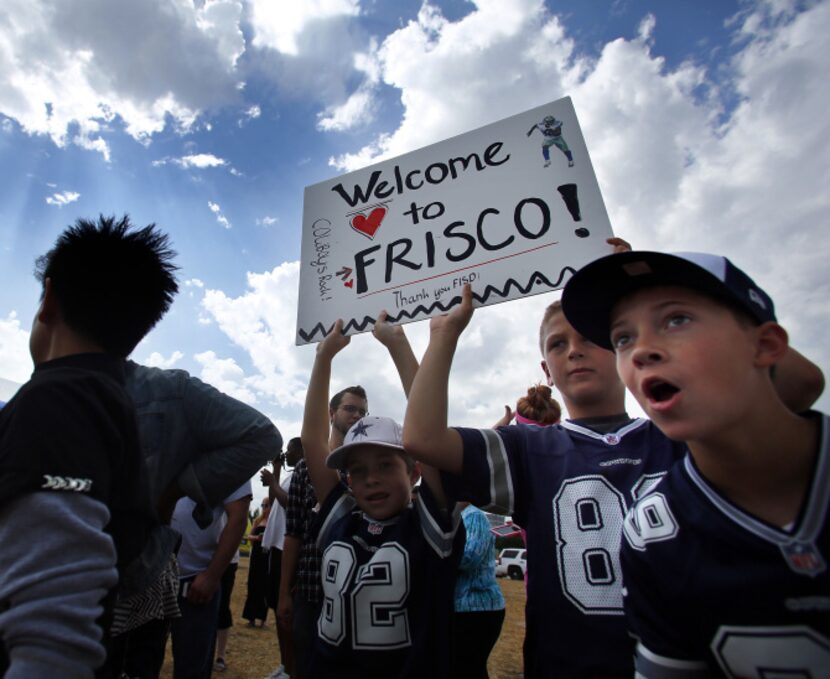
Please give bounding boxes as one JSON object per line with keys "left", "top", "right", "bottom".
{"left": 285, "top": 459, "right": 322, "bottom": 603}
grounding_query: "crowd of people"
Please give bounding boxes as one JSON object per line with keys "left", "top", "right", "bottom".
{"left": 0, "top": 215, "right": 827, "bottom": 679}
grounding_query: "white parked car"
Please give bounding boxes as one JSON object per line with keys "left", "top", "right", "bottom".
{"left": 495, "top": 548, "right": 527, "bottom": 580}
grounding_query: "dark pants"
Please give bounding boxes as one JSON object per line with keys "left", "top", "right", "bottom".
{"left": 291, "top": 593, "right": 320, "bottom": 679}
{"left": 107, "top": 617, "right": 170, "bottom": 679}
{"left": 170, "top": 579, "right": 221, "bottom": 679}
{"left": 452, "top": 608, "right": 506, "bottom": 679}
{"left": 242, "top": 540, "right": 269, "bottom": 623}
{"left": 217, "top": 563, "right": 238, "bottom": 630}
{"left": 265, "top": 546, "right": 283, "bottom": 613}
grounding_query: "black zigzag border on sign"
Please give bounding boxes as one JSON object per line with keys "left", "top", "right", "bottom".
{"left": 297, "top": 267, "right": 576, "bottom": 343}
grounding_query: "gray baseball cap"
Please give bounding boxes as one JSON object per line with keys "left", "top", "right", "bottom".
{"left": 326, "top": 415, "right": 405, "bottom": 471}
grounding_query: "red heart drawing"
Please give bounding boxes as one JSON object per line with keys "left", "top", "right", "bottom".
{"left": 344, "top": 279, "right": 354, "bottom": 288}
{"left": 350, "top": 207, "right": 386, "bottom": 239}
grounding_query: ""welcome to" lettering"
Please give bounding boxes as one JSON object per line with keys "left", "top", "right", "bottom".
{"left": 330, "top": 141, "right": 511, "bottom": 208}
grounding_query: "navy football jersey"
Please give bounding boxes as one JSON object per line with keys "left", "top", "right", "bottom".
{"left": 454, "top": 418, "right": 686, "bottom": 677}
{"left": 308, "top": 480, "right": 464, "bottom": 678}
{"left": 621, "top": 413, "right": 830, "bottom": 678}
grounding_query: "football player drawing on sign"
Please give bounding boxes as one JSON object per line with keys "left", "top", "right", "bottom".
{"left": 526, "top": 114, "right": 575, "bottom": 167}
{"left": 562, "top": 251, "right": 829, "bottom": 677}
{"left": 402, "top": 237, "right": 824, "bottom": 678}
{"left": 300, "top": 312, "right": 464, "bottom": 678}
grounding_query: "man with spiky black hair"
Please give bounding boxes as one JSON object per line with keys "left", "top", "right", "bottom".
{"left": 0, "top": 215, "right": 178, "bottom": 677}
{"left": 32, "top": 215, "right": 178, "bottom": 357}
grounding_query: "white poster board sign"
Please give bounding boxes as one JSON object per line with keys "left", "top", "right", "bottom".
{"left": 296, "top": 96, "right": 614, "bottom": 345}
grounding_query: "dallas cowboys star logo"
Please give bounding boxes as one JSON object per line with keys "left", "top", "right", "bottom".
{"left": 350, "top": 420, "right": 372, "bottom": 440}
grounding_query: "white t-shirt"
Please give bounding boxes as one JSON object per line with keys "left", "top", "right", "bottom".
{"left": 221, "top": 511, "right": 241, "bottom": 566}
{"left": 262, "top": 471, "right": 292, "bottom": 551}
{"left": 172, "top": 480, "right": 252, "bottom": 578}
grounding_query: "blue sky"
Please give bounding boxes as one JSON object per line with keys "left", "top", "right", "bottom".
{"left": 2, "top": 0, "right": 829, "bottom": 454}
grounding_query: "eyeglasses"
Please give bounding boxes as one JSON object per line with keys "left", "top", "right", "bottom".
{"left": 339, "top": 404, "right": 368, "bottom": 417}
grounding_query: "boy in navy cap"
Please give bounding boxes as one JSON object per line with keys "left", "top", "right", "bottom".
{"left": 403, "top": 260, "right": 822, "bottom": 677}
{"left": 562, "top": 251, "right": 829, "bottom": 677}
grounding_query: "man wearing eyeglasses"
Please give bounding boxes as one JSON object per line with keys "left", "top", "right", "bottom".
{"left": 328, "top": 386, "right": 369, "bottom": 448}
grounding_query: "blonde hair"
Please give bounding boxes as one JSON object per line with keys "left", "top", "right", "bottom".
{"left": 538, "top": 300, "right": 563, "bottom": 354}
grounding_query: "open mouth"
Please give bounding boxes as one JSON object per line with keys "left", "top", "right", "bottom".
{"left": 366, "top": 492, "right": 388, "bottom": 502}
{"left": 643, "top": 378, "right": 680, "bottom": 403}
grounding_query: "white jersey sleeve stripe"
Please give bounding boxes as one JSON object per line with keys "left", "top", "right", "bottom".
{"left": 316, "top": 493, "right": 356, "bottom": 550}
{"left": 634, "top": 642, "right": 710, "bottom": 678}
{"left": 478, "top": 428, "right": 514, "bottom": 515}
{"left": 799, "top": 415, "right": 830, "bottom": 539}
{"left": 414, "top": 494, "right": 461, "bottom": 558}
{"left": 684, "top": 416, "right": 828, "bottom": 546}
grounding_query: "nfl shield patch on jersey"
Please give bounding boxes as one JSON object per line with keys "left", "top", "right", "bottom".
{"left": 781, "top": 541, "right": 826, "bottom": 576}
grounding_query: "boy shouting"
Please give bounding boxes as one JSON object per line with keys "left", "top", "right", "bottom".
{"left": 562, "top": 251, "right": 829, "bottom": 676}
{"left": 403, "top": 264, "right": 821, "bottom": 677}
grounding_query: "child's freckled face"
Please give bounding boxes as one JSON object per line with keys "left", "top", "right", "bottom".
{"left": 346, "top": 446, "right": 417, "bottom": 521}
{"left": 610, "top": 286, "right": 759, "bottom": 442}
{"left": 541, "top": 312, "right": 620, "bottom": 404}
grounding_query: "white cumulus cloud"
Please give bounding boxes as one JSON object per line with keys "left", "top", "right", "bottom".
{"left": 0, "top": 0, "right": 246, "bottom": 157}
{"left": 248, "top": 0, "right": 360, "bottom": 56}
{"left": 239, "top": 104, "right": 261, "bottom": 126}
{"left": 45, "top": 191, "right": 80, "bottom": 206}
{"left": 201, "top": 262, "right": 308, "bottom": 408}
{"left": 194, "top": 350, "right": 258, "bottom": 404}
{"left": 0, "top": 312, "right": 32, "bottom": 384}
{"left": 317, "top": 88, "right": 376, "bottom": 132}
{"left": 143, "top": 350, "right": 184, "bottom": 369}
{"left": 208, "top": 201, "right": 232, "bottom": 229}
{"left": 245, "top": 0, "right": 370, "bottom": 107}
{"left": 317, "top": 41, "right": 381, "bottom": 131}
{"left": 154, "top": 153, "right": 233, "bottom": 171}
{"left": 329, "top": 0, "right": 581, "bottom": 169}
{"left": 178, "top": 153, "right": 229, "bottom": 169}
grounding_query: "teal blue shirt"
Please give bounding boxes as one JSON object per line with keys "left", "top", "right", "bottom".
{"left": 454, "top": 505, "right": 505, "bottom": 612}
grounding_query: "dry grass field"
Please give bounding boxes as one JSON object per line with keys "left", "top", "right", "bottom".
{"left": 161, "top": 557, "right": 526, "bottom": 678}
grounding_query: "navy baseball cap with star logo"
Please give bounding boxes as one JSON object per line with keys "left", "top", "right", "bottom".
{"left": 326, "top": 415, "right": 405, "bottom": 470}
{"left": 561, "top": 250, "right": 777, "bottom": 351}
